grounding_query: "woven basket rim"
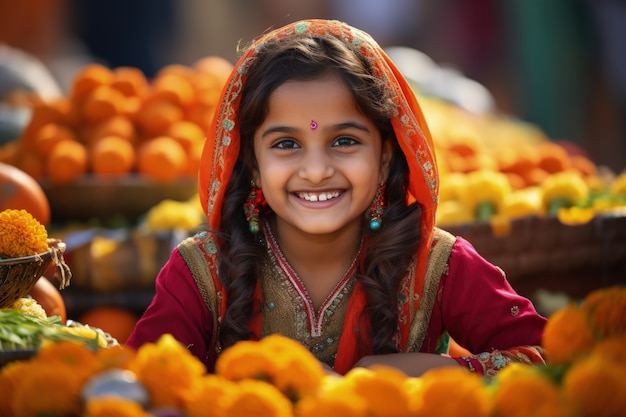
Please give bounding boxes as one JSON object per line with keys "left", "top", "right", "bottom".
{"left": 0, "top": 250, "right": 51, "bottom": 266}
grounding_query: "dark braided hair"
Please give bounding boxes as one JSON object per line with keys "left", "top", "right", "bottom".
{"left": 216, "top": 32, "right": 422, "bottom": 352}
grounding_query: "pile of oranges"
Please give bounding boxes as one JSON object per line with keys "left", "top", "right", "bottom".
{"left": 7, "top": 56, "right": 233, "bottom": 184}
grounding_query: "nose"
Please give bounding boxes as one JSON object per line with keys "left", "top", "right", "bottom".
{"left": 298, "top": 146, "right": 334, "bottom": 184}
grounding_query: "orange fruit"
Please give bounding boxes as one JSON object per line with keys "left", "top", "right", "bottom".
{"left": 70, "top": 63, "right": 114, "bottom": 102}
{"left": 29, "top": 277, "right": 66, "bottom": 324}
{"left": 82, "top": 85, "right": 127, "bottom": 123}
{"left": 135, "top": 98, "right": 184, "bottom": 136}
{"left": 87, "top": 115, "right": 137, "bottom": 145}
{"left": 19, "top": 99, "right": 72, "bottom": 151}
{"left": 111, "top": 66, "right": 149, "bottom": 98}
{"left": 33, "top": 123, "right": 77, "bottom": 157}
{"left": 137, "top": 136, "right": 187, "bottom": 183}
{"left": 90, "top": 135, "right": 136, "bottom": 177}
{"left": 166, "top": 120, "right": 205, "bottom": 153}
{"left": 0, "top": 161, "right": 51, "bottom": 225}
{"left": 193, "top": 55, "right": 234, "bottom": 86}
{"left": 45, "top": 139, "right": 88, "bottom": 184}
{"left": 152, "top": 72, "right": 196, "bottom": 109}
{"left": 78, "top": 306, "right": 138, "bottom": 344}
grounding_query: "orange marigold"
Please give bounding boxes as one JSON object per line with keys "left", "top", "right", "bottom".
{"left": 345, "top": 366, "right": 413, "bottom": 417}
{"left": 0, "top": 360, "right": 33, "bottom": 417}
{"left": 491, "top": 363, "right": 565, "bottom": 417}
{"left": 96, "top": 344, "right": 137, "bottom": 371}
{"left": 216, "top": 334, "right": 324, "bottom": 401}
{"left": 128, "top": 334, "right": 206, "bottom": 409}
{"left": 84, "top": 397, "right": 152, "bottom": 417}
{"left": 563, "top": 355, "right": 626, "bottom": 417}
{"left": 0, "top": 209, "right": 48, "bottom": 258}
{"left": 36, "top": 340, "right": 99, "bottom": 382}
{"left": 184, "top": 374, "right": 237, "bottom": 417}
{"left": 12, "top": 363, "right": 83, "bottom": 417}
{"left": 225, "top": 379, "right": 294, "bottom": 417}
{"left": 541, "top": 304, "right": 595, "bottom": 365}
{"left": 416, "top": 366, "right": 491, "bottom": 417}
{"left": 295, "top": 377, "right": 368, "bottom": 417}
{"left": 580, "top": 286, "right": 626, "bottom": 340}
{"left": 591, "top": 334, "right": 626, "bottom": 365}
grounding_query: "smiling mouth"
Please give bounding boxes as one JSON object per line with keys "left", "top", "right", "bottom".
{"left": 295, "top": 191, "right": 342, "bottom": 202}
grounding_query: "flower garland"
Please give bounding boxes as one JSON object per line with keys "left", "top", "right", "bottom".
{"left": 1, "top": 286, "right": 625, "bottom": 417}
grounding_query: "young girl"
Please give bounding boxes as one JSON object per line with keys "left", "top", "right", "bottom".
{"left": 126, "top": 19, "right": 547, "bottom": 377}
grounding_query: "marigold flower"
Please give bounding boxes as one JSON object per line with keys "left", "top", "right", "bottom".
{"left": 0, "top": 360, "right": 33, "bottom": 417}
{"left": 492, "top": 363, "right": 565, "bottom": 417}
{"left": 502, "top": 187, "right": 544, "bottom": 219}
{"left": 295, "top": 379, "right": 368, "bottom": 417}
{"left": 591, "top": 334, "right": 626, "bottom": 365}
{"left": 609, "top": 171, "right": 626, "bottom": 196}
{"left": 563, "top": 355, "right": 626, "bottom": 417}
{"left": 10, "top": 297, "right": 47, "bottom": 318}
{"left": 216, "top": 334, "right": 324, "bottom": 401}
{"left": 129, "top": 334, "right": 206, "bottom": 409}
{"left": 36, "top": 339, "right": 99, "bottom": 382}
{"left": 416, "top": 366, "right": 491, "bottom": 417}
{"left": 557, "top": 206, "right": 595, "bottom": 225}
{"left": 540, "top": 171, "right": 589, "bottom": 216}
{"left": 579, "top": 286, "right": 626, "bottom": 340}
{"left": 96, "top": 344, "right": 137, "bottom": 371}
{"left": 344, "top": 366, "right": 413, "bottom": 416}
{"left": 12, "top": 363, "right": 83, "bottom": 417}
{"left": 458, "top": 169, "right": 512, "bottom": 221}
{"left": 541, "top": 304, "right": 595, "bottom": 365}
{"left": 0, "top": 209, "right": 48, "bottom": 258}
{"left": 184, "top": 374, "right": 237, "bottom": 417}
{"left": 84, "top": 397, "right": 152, "bottom": 417}
{"left": 225, "top": 379, "right": 294, "bottom": 417}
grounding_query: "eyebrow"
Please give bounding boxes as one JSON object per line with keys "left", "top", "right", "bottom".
{"left": 260, "top": 121, "right": 371, "bottom": 139}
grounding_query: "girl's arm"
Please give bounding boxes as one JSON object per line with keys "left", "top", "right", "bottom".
{"left": 125, "top": 248, "right": 215, "bottom": 367}
{"left": 437, "top": 236, "right": 547, "bottom": 376}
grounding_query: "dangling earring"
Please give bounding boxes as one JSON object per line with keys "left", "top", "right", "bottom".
{"left": 244, "top": 181, "right": 264, "bottom": 234}
{"left": 369, "top": 183, "right": 386, "bottom": 231}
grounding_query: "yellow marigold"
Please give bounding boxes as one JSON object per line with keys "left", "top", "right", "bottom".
{"left": 295, "top": 377, "right": 368, "bottom": 417}
{"left": 36, "top": 339, "right": 100, "bottom": 382}
{"left": 563, "top": 355, "right": 626, "bottom": 417}
{"left": 438, "top": 172, "right": 467, "bottom": 203}
{"left": 0, "top": 209, "right": 48, "bottom": 258}
{"left": 458, "top": 169, "right": 512, "bottom": 221}
{"left": 225, "top": 379, "right": 294, "bottom": 417}
{"left": 541, "top": 304, "right": 595, "bottom": 365}
{"left": 579, "top": 286, "right": 626, "bottom": 340}
{"left": 344, "top": 366, "right": 412, "bottom": 417}
{"left": 557, "top": 206, "right": 595, "bottom": 225}
{"left": 609, "top": 171, "right": 626, "bottom": 196}
{"left": 216, "top": 334, "right": 324, "bottom": 401}
{"left": 540, "top": 171, "right": 589, "bottom": 215}
{"left": 415, "top": 366, "right": 491, "bottom": 417}
{"left": 184, "top": 374, "right": 237, "bottom": 417}
{"left": 435, "top": 200, "right": 474, "bottom": 227}
{"left": 84, "top": 397, "right": 152, "bottom": 417}
{"left": 502, "top": 187, "right": 544, "bottom": 219}
{"left": 129, "top": 333, "right": 206, "bottom": 409}
{"left": 491, "top": 363, "right": 565, "bottom": 417}
{"left": 12, "top": 363, "right": 83, "bottom": 417}
{"left": 10, "top": 297, "right": 47, "bottom": 318}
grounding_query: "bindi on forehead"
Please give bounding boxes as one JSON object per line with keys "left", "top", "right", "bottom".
{"left": 310, "top": 120, "right": 318, "bottom": 130}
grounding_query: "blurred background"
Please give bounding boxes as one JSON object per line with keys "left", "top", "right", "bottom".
{"left": 1, "top": 0, "right": 625, "bottom": 172}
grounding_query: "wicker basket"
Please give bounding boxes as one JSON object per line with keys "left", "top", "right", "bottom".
{"left": 0, "top": 239, "right": 69, "bottom": 308}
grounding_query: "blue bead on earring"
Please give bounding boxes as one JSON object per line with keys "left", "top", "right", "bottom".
{"left": 369, "top": 183, "right": 385, "bottom": 231}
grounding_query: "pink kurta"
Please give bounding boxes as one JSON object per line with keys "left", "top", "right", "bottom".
{"left": 127, "top": 234, "right": 546, "bottom": 376}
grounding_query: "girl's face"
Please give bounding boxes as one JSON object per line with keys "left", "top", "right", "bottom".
{"left": 253, "top": 74, "right": 392, "bottom": 239}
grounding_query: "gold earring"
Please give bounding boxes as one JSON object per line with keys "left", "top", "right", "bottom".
{"left": 369, "top": 183, "right": 385, "bottom": 231}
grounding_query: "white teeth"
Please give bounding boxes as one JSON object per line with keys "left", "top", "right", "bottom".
{"left": 297, "top": 191, "right": 340, "bottom": 201}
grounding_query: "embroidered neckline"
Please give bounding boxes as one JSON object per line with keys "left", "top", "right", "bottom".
{"left": 262, "top": 219, "right": 363, "bottom": 337}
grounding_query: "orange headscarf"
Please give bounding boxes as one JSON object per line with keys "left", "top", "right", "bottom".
{"left": 198, "top": 19, "right": 439, "bottom": 373}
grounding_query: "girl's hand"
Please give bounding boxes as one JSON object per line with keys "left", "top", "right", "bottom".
{"left": 351, "top": 352, "right": 460, "bottom": 377}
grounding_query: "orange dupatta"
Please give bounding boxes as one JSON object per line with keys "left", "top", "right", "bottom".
{"left": 197, "top": 19, "right": 439, "bottom": 374}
